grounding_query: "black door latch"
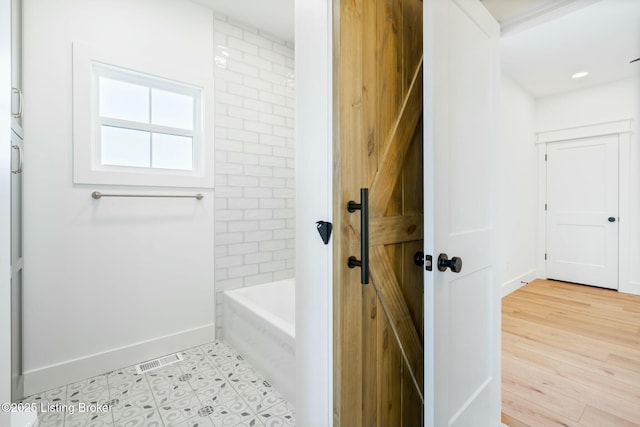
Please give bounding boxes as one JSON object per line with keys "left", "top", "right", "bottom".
{"left": 316, "top": 221, "right": 332, "bottom": 245}
{"left": 414, "top": 251, "right": 433, "bottom": 271}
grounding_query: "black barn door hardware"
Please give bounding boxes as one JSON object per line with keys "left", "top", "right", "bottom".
{"left": 437, "top": 253, "right": 462, "bottom": 273}
{"left": 347, "top": 188, "right": 369, "bottom": 284}
{"left": 414, "top": 251, "right": 433, "bottom": 271}
{"left": 316, "top": 221, "right": 333, "bottom": 244}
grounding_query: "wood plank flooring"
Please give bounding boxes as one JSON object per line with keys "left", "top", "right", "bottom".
{"left": 502, "top": 279, "right": 640, "bottom": 427}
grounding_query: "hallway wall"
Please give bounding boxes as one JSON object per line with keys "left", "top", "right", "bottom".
{"left": 498, "top": 75, "right": 539, "bottom": 295}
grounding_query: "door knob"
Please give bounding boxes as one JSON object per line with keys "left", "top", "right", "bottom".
{"left": 437, "top": 253, "right": 462, "bottom": 273}
{"left": 608, "top": 217, "right": 616, "bottom": 222}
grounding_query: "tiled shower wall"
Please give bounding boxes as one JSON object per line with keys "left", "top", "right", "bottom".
{"left": 213, "top": 14, "right": 295, "bottom": 336}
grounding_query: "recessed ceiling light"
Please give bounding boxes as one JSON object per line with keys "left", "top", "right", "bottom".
{"left": 572, "top": 71, "right": 589, "bottom": 79}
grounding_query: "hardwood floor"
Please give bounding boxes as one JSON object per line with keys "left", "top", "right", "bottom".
{"left": 502, "top": 279, "right": 640, "bottom": 427}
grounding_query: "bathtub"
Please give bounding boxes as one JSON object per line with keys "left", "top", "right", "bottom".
{"left": 223, "top": 278, "right": 295, "bottom": 406}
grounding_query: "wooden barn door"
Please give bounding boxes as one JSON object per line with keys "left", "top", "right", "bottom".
{"left": 334, "top": 0, "right": 424, "bottom": 425}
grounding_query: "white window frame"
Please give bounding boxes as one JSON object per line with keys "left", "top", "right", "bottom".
{"left": 94, "top": 64, "right": 201, "bottom": 172}
{"left": 73, "top": 42, "right": 215, "bottom": 188}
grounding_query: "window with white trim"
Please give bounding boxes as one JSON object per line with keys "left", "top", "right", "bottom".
{"left": 94, "top": 64, "right": 201, "bottom": 172}
{"left": 72, "top": 42, "right": 214, "bottom": 188}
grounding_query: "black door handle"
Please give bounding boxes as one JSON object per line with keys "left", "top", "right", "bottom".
{"left": 437, "top": 253, "right": 462, "bottom": 273}
{"left": 608, "top": 217, "right": 616, "bottom": 223}
{"left": 347, "top": 188, "right": 369, "bottom": 284}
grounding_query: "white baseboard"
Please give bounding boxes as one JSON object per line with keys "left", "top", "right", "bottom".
{"left": 501, "top": 269, "right": 538, "bottom": 297}
{"left": 620, "top": 281, "right": 640, "bottom": 296}
{"left": 24, "top": 323, "right": 215, "bottom": 396}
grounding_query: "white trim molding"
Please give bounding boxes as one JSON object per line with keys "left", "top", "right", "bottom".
{"left": 294, "top": 0, "right": 334, "bottom": 425}
{"left": 500, "top": 0, "right": 600, "bottom": 36}
{"left": 23, "top": 323, "right": 215, "bottom": 396}
{"left": 625, "top": 282, "right": 640, "bottom": 296}
{"left": 536, "top": 119, "right": 632, "bottom": 144}
{"left": 536, "top": 143, "right": 547, "bottom": 279}
{"left": 501, "top": 268, "right": 538, "bottom": 297}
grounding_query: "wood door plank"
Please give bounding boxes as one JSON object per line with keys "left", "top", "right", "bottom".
{"left": 401, "top": 356, "right": 423, "bottom": 427}
{"left": 378, "top": 311, "right": 403, "bottom": 427}
{"left": 362, "top": 283, "right": 379, "bottom": 427}
{"left": 334, "top": 0, "right": 366, "bottom": 425}
{"left": 363, "top": 0, "right": 379, "bottom": 185}
{"left": 369, "top": 214, "right": 423, "bottom": 246}
{"left": 369, "top": 245, "right": 424, "bottom": 392}
{"left": 376, "top": 0, "right": 403, "bottom": 162}
{"left": 402, "top": 0, "right": 423, "bottom": 97}
{"left": 369, "top": 60, "right": 423, "bottom": 216}
{"left": 402, "top": 120, "right": 424, "bottom": 216}
{"left": 401, "top": 240, "right": 424, "bottom": 340}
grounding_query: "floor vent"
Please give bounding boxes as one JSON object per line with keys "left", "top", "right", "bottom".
{"left": 135, "top": 353, "right": 184, "bottom": 374}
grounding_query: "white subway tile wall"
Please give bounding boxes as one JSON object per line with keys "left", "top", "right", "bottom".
{"left": 214, "top": 15, "right": 295, "bottom": 337}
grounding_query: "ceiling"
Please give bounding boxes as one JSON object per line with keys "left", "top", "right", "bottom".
{"left": 495, "top": 0, "right": 640, "bottom": 98}
{"left": 190, "top": 0, "right": 294, "bottom": 42}
{"left": 190, "top": 0, "right": 639, "bottom": 99}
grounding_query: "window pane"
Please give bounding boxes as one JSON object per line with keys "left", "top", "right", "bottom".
{"left": 152, "top": 133, "right": 193, "bottom": 171}
{"left": 101, "top": 126, "right": 151, "bottom": 168}
{"left": 151, "top": 88, "right": 194, "bottom": 130}
{"left": 99, "top": 77, "right": 149, "bottom": 123}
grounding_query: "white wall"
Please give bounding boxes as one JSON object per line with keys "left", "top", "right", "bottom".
{"left": 536, "top": 77, "right": 640, "bottom": 292}
{"left": 213, "top": 15, "right": 295, "bottom": 338}
{"left": 537, "top": 78, "right": 639, "bottom": 132}
{"left": 23, "top": 0, "right": 216, "bottom": 395}
{"left": 1, "top": 0, "right": 12, "bottom": 418}
{"left": 497, "top": 75, "right": 539, "bottom": 295}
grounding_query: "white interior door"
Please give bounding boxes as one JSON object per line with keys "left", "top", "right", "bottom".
{"left": 546, "top": 135, "right": 619, "bottom": 289}
{"left": 424, "top": 0, "right": 500, "bottom": 426}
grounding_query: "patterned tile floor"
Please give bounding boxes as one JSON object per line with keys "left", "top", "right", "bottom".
{"left": 21, "top": 340, "right": 295, "bottom": 427}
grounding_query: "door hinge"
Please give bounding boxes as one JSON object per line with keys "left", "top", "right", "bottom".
{"left": 545, "top": 253, "right": 547, "bottom": 260}
{"left": 545, "top": 154, "right": 548, "bottom": 161}
{"left": 545, "top": 203, "right": 547, "bottom": 211}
